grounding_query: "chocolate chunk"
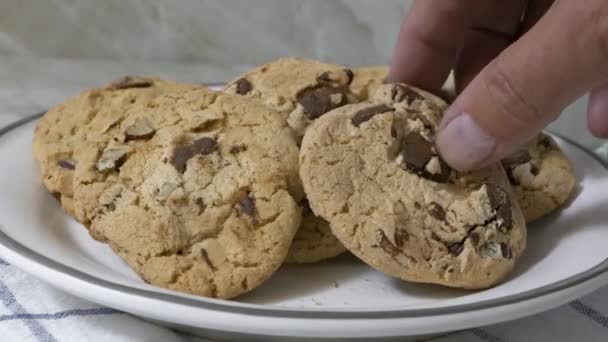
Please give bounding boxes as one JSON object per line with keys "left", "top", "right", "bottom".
{"left": 401, "top": 133, "right": 432, "bottom": 172}
{"left": 394, "top": 229, "right": 410, "bottom": 247}
{"left": 298, "top": 86, "right": 347, "bottom": 120}
{"left": 469, "top": 232, "right": 480, "bottom": 245}
{"left": 171, "top": 137, "right": 218, "bottom": 173}
{"left": 96, "top": 148, "right": 128, "bottom": 173}
{"left": 501, "top": 243, "right": 513, "bottom": 259}
{"left": 486, "top": 185, "right": 513, "bottom": 231}
{"left": 428, "top": 202, "right": 446, "bottom": 221}
{"left": 235, "top": 78, "right": 253, "bottom": 95}
{"left": 57, "top": 159, "right": 76, "bottom": 170}
{"left": 109, "top": 76, "right": 153, "bottom": 90}
{"left": 344, "top": 69, "right": 354, "bottom": 84}
{"left": 448, "top": 242, "right": 464, "bottom": 256}
{"left": 193, "top": 137, "right": 218, "bottom": 155}
{"left": 377, "top": 230, "right": 400, "bottom": 257}
{"left": 414, "top": 202, "right": 421, "bottom": 209}
{"left": 229, "top": 144, "right": 247, "bottom": 154}
{"left": 391, "top": 84, "right": 424, "bottom": 104}
{"left": 125, "top": 118, "right": 156, "bottom": 141}
{"left": 238, "top": 193, "right": 258, "bottom": 224}
{"left": 200, "top": 248, "right": 217, "bottom": 271}
{"left": 351, "top": 104, "right": 393, "bottom": 127}
{"left": 171, "top": 145, "right": 197, "bottom": 173}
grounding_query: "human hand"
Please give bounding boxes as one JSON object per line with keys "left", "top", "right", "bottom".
{"left": 388, "top": 0, "right": 608, "bottom": 171}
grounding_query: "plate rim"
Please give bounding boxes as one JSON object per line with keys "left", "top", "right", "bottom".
{"left": 1, "top": 113, "right": 607, "bottom": 320}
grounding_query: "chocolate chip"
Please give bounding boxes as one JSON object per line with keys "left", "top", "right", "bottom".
{"left": 298, "top": 86, "right": 347, "bottom": 120}
{"left": 469, "top": 232, "right": 480, "bottom": 245}
{"left": 401, "top": 133, "right": 432, "bottom": 172}
{"left": 391, "top": 84, "right": 424, "bottom": 104}
{"left": 501, "top": 243, "right": 513, "bottom": 259}
{"left": 486, "top": 185, "right": 512, "bottom": 232}
{"left": 200, "top": 248, "right": 217, "bottom": 271}
{"left": 171, "top": 145, "right": 197, "bottom": 173}
{"left": 428, "top": 202, "right": 446, "bottom": 221}
{"left": 377, "top": 230, "right": 400, "bottom": 257}
{"left": 414, "top": 202, "right": 421, "bottom": 209}
{"left": 229, "top": 144, "right": 247, "bottom": 154}
{"left": 96, "top": 148, "right": 128, "bottom": 173}
{"left": 193, "top": 137, "right": 218, "bottom": 155}
{"left": 448, "top": 242, "right": 464, "bottom": 256}
{"left": 351, "top": 104, "right": 393, "bottom": 127}
{"left": 109, "top": 76, "right": 153, "bottom": 90}
{"left": 394, "top": 229, "right": 410, "bottom": 247}
{"left": 171, "top": 137, "right": 218, "bottom": 173}
{"left": 57, "top": 159, "right": 76, "bottom": 170}
{"left": 125, "top": 117, "right": 156, "bottom": 141}
{"left": 238, "top": 193, "right": 258, "bottom": 224}
{"left": 235, "top": 78, "right": 252, "bottom": 95}
{"left": 344, "top": 69, "right": 354, "bottom": 84}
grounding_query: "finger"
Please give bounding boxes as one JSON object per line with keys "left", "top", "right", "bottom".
{"left": 520, "top": 0, "right": 554, "bottom": 35}
{"left": 587, "top": 83, "right": 608, "bottom": 138}
{"left": 454, "top": 0, "right": 527, "bottom": 93}
{"left": 388, "top": 0, "right": 483, "bottom": 91}
{"left": 437, "top": 0, "right": 608, "bottom": 171}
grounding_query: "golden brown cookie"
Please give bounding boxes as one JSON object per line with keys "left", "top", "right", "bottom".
{"left": 72, "top": 88, "right": 301, "bottom": 299}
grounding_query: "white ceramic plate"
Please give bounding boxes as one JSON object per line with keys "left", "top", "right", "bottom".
{"left": 1, "top": 115, "right": 608, "bottom": 341}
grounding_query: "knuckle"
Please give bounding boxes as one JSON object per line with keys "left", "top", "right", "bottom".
{"left": 482, "top": 61, "right": 547, "bottom": 128}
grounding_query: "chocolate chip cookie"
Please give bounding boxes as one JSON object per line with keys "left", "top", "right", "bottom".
{"left": 502, "top": 134, "right": 576, "bottom": 222}
{"left": 72, "top": 88, "right": 302, "bottom": 298}
{"left": 33, "top": 76, "right": 200, "bottom": 215}
{"left": 224, "top": 57, "right": 359, "bottom": 142}
{"left": 299, "top": 84, "right": 527, "bottom": 289}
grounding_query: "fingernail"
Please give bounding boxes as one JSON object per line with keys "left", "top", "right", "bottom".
{"left": 437, "top": 113, "right": 496, "bottom": 171}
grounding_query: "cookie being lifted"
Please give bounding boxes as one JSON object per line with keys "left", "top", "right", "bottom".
{"left": 73, "top": 88, "right": 301, "bottom": 298}
{"left": 300, "top": 84, "right": 527, "bottom": 289}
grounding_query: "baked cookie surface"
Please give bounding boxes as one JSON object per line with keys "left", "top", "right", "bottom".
{"left": 300, "top": 84, "right": 527, "bottom": 289}
{"left": 72, "top": 88, "right": 301, "bottom": 298}
{"left": 224, "top": 57, "right": 358, "bottom": 142}
{"left": 33, "top": 76, "right": 200, "bottom": 215}
{"left": 502, "top": 134, "right": 576, "bottom": 223}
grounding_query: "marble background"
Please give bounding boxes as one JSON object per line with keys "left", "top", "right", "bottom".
{"left": 0, "top": 0, "right": 408, "bottom": 65}
{"left": 0, "top": 0, "right": 604, "bottom": 149}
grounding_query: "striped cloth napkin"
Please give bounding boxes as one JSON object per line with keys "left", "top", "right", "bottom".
{"left": 1, "top": 146, "right": 607, "bottom": 342}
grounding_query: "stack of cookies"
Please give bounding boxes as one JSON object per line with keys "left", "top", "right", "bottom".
{"left": 33, "top": 58, "right": 576, "bottom": 299}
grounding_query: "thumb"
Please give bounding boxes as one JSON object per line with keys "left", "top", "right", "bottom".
{"left": 437, "top": 0, "right": 608, "bottom": 171}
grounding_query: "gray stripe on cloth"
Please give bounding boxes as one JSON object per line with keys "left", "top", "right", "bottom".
{"left": 0, "top": 279, "right": 57, "bottom": 342}
{"left": 570, "top": 300, "right": 608, "bottom": 328}
{"left": 470, "top": 328, "right": 508, "bottom": 342}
